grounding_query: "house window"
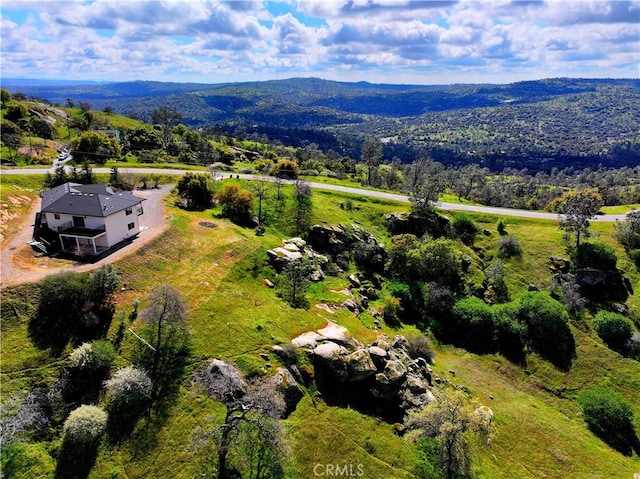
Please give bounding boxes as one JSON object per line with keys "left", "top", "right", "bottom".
{"left": 54, "top": 213, "right": 60, "bottom": 220}
{"left": 137, "top": 206, "right": 144, "bottom": 216}
{"left": 72, "top": 216, "right": 85, "bottom": 227}
{"left": 128, "top": 222, "right": 135, "bottom": 230}
{"left": 125, "top": 208, "right": 133, "bottom": 216}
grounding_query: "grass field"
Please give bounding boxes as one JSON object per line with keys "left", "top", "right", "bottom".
{"left": 1, "top": 175, "right": 639, "bottom": 478}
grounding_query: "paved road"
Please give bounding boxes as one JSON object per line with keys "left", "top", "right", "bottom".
{"left": 1, "top": 167, "right": 632, "bottom": 222}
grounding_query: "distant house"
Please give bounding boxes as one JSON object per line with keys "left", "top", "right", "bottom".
{"left": 33, "top": 182, "right": 144, "bottom": 257}
{"left": 91, "top": 129, "right": 121, "bottom": 143}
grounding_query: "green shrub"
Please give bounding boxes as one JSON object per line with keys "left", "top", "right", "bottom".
{"left": 270, "top": 159, "right": 299, "bottom": 179}
{"left": 579, "top": 388, "right": 639, "bottom": 455}
{"left": 613, "top": 210, "right": 640, "bottom": 251}
{"left": 496, "top": 219, "right": 507, "bottom": 236}
{"left": 517, "top": 292, "right": 575, "bottom": 370}
{"left": 215, "top": 183, "right": 254, "bottom": 225}
{"left": 68, "top": 340, "right": 115, "bottom": 371}
{"left": 452, "top": 214, "right": 480, "bottom": 246}
{"left": 593, "top": 311, "right": 633, "bottom": 352}
{"left": 382, "top": 295, "right": 402, "bottom": 326}
{"left": 497, "top": 235, "right": 522, "bottom": 259}
{"left": 571, "top": 242, "right": 617, "bottom": 270}
{"left": 492, "top": 302, "right": 527, "bottom": 364}
{"left": 452, "top": 297, "right": 494, "bottom": 352}
{"left": 629, "top": 249, "right": 640, "bottom": 269}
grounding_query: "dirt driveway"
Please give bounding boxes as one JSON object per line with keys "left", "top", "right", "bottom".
{"left": 0, "top": 185, "right": 173, "bottom": 288}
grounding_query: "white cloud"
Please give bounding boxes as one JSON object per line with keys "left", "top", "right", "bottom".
{"left": 0, "top": 0, "right": 638, "bottom": 83}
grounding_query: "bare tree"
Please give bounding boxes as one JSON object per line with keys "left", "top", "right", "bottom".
{"left": 139, "top": 284, "right": 188, "bottom": 398}
{"left": 194, "top": 359, "right": 287, "bottom": 479}
{"left": 249, "top": 177, "right": 274, "bottom": 225}
{"left": 404, "top": 148, "right": 431, "bottom": 195}
{"left": 404, "top": 389, "right": 494, "bottom": 479}
{"left": 362, "top": 137, "right": 382, "bottom": 186}
{"left": 293, "top": 179, "right": 313, "bottom": 233}
{"left": 1, "top": 390, "right": 53, "bottom": 445}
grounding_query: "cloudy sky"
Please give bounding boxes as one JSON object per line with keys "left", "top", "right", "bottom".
{"left": 1, "top": 0, "right": 639, "bottom": 85}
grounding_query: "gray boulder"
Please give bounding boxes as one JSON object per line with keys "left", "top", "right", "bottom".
{"left": 273, "top": 367, "right": 304, "bottom": 417}
{"left": 384, "top": 360, "right": 408, "bottom": 384}
{"left": 346, "top": 349, "right": 377, "bottom": 381}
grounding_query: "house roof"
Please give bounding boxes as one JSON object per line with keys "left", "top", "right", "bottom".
{"left": 41, "top": 182, "right": 144, "bottom": 217}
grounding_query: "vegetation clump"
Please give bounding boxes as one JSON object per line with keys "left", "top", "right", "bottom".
{"left": 579, "top": 388, "right": 640, "bottom": 456}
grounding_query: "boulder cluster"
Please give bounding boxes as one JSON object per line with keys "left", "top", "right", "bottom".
{"left": 283, "top": 322, "right": 436, "bottom": 418}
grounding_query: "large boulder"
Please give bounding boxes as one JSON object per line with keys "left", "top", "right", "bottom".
{"left": 346, "top": 349, "right": 377, "bottom": 381}
{"left": 291, "top": 331, "right": 323, "bottom": 349}
{"left": 384, "top": 211, "right": 451, "bottom": 238}
{"left": 576, "top": 268, "right": 628, "bottom": 301}
{"left": 312, "top": 341, "right": 349, "bottom": 382}
{"left": 384, "top": 360, "right": 408, "bottom": 384}
{"left": 317, "top": 321, "right": 361, "bottom": 348}
{"left": 273, "top": 367, "right": 304, "bottom": 417}
{"left": 307, "top": 224, "right": 350, "bottom": 256}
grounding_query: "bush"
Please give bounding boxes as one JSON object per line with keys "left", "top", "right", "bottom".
{"left": 451, "top": 297, "right": 494, "bottom": 352}
{"left": 62, "top": 405, "right": 108, "bottom": 445}
{"left": 496, "top": 219, "right": 507, "bottom": 236}
{"left": 492, "top": 302, "right": 527, "bottom": 364}
{"left": 497, "top": 235, "right": 522, "bottom": 259}
{"left": 452, "top": 214, "right": 480, "bottom": 246}
{"left": 68, "top": 340, "right": 115, "bottom": 371}
{"left": 593, "top": 311, "right": 633, "bottom": 352}
{"left": 176, "top": 172, "right": 214, "bottom": 209}
{"left": 579, "top": 388, "right": 639, "bottom": 455}
{"left": 382, "top": 295, "right": 402, "bottom": 326}
{"left": 105, "top": 366, "right": 152, "bottom": 441}
{"left": 517, "top": 292, "right": 575, "bottom": 370}
{"left": 406, "top": 238, "right": 463, "bottom": 289}
{"left": 270, "top": 159, "right": 299, "bottom": 179}
{"left": 613, "top": 210, "right": 640, "bottom": 251}
{"left": 215, "top": 183, "right": 254, "bottom": 225}
{"left": 406, "top": 335, "right": 435, "bottom": 363}
{"left": 571, "top": 242, "right": 618, "bottom": 270}
{"left": 105, "top": 366, "right": 152, "bottom": 405}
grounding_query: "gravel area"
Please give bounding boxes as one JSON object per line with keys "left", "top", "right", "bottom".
{"left": 0, "top": 186, "right": 172, "bottom": 288}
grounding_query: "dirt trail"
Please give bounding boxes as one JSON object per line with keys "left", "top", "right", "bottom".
{"left": 0, "top": 186, "right": 173, "bottom": 288}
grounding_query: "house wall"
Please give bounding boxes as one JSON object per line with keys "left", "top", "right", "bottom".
{"left": 103, "top": 207, "right": 141, "bottom": 246}
{"left": 44, "top": 212, "right": 105, "bottom": 231}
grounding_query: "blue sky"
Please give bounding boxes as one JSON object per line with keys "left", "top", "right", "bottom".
{"left": 1, "top": 1, "right": 639, "bottom": 85}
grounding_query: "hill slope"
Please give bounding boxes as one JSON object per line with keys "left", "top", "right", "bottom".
{"left": 4, "top": 77, "right": 639, "bottom": 170}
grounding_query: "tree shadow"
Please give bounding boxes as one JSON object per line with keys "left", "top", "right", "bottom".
{"left": 54, "top": 440, "right": 100, "bottom": 479}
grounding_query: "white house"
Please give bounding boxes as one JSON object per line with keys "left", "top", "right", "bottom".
{"left": 37, "top": 182, "right": 145, "bottom": 256}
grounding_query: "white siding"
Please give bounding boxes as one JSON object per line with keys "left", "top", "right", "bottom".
{"left": 44, "top": 212, "right": 106, "bottom": 231}
{"left": 103, "top": 209, "right": 141, "bottom": 247}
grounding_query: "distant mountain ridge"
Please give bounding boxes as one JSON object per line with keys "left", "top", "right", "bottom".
{"left": 3, "top": 77, "right": 639, "bottom": 170}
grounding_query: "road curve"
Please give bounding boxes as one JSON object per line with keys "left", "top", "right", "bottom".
{"left": 1, "top": 167, "right": 630, "bottom": 222}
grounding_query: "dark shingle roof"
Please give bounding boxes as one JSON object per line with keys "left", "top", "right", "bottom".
{"left": 41, "top": 182, "right": 144, "bottom": 217}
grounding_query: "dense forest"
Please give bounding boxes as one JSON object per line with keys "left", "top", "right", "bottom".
{"left": 4, "top": 77, "right": 639, "bottom": 171}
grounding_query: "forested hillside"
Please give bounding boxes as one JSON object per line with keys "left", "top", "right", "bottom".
{"left": 4, "top": 77, "right": 639, "bottom": 170}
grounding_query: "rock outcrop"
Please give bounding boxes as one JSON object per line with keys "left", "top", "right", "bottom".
{"left": 290, "top": 322, "right": 435, "bottom": 418}
{"left": 384, "top": 211, "right": 451, "bottom": 238}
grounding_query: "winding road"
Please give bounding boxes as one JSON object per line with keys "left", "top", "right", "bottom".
{"left": 0, "top": 166, "right": 632, "bottom": 286}
{"left": 1, "top": 167, "right": 630, "bottom": 222}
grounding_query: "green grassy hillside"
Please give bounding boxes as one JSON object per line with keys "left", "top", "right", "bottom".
{"left": 1, "top": 175, "right": 639, "bottom": 478}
